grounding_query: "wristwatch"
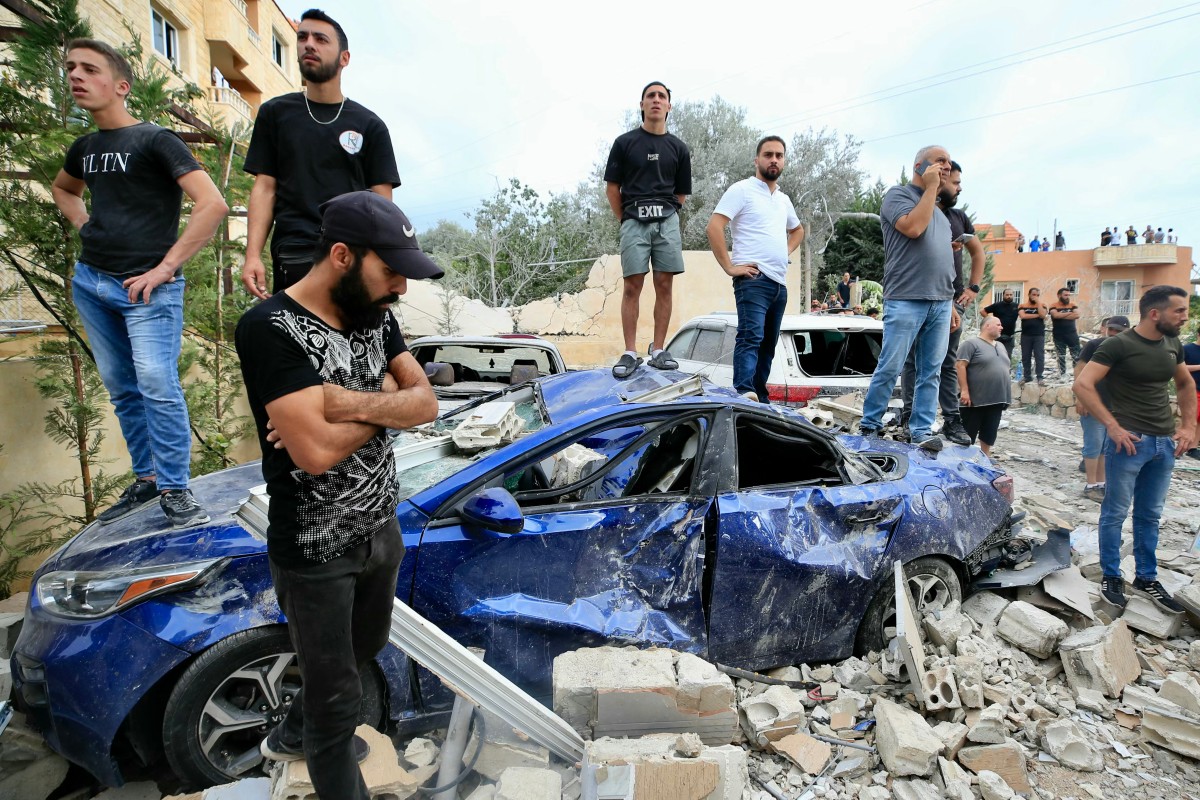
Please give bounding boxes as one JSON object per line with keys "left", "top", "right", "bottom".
{"left": 967, "top": 283, "right": 980, "bottom": 293}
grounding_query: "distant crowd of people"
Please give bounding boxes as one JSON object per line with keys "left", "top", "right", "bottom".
{"left": 1014, "top": 226, "right": 1180, "bottom": 252}
{"left": 1015, "top": 232, "right": 1065, "bottom": 252}
{"left": 809, "top": 274, "right": 880, "bottom": 317}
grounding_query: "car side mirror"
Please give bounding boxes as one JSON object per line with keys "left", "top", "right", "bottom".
{"left": 461, "top": 487, "right": 525, "bottom": 536}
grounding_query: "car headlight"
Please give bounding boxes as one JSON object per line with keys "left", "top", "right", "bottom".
{"left": 35, "top": 559, "right": 227, "bottom": 619}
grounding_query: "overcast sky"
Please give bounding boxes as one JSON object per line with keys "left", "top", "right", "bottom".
{"left": 281, "top": 0, "right": 1199, "bottom": 263}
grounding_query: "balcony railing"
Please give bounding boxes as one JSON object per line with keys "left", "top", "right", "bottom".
{"left": 1100, "top": 300, "right": 1135, "bottom": 317}
{"left": 247, "top": 25, "right": 261, "bottom": 47}
{"left": 207, "top": 85, "right": 252, "bottom": 121}
{"left": 229, "top": 0, "right": 247, "bottom": 15}
{"left": 1093, "top": 243, "right": 1178, "bottom": 267}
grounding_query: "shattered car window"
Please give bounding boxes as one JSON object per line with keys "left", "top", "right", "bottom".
{"left": 736, "top": 417, "right": 845, "bottom": 489}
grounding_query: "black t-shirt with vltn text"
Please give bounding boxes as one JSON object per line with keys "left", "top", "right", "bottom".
{"left": 63, "top": 122, "right": 202, "bottom": 277}
{"left": 244, "top": 93, "right": 401, "bottom": 261}
{"left": 603, "top": 127, "right": 692, "bottom": 221}
{"left": 235, "top": 293, "right": 408, "bottom": 567}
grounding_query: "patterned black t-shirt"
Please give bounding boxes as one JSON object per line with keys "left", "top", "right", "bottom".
{"left": 235, "top": 293, "right": 407, "bottom": 566}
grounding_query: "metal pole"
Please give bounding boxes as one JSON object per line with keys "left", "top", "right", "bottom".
{"left": 431, "top": 694, "right": 475, "bottom": 800}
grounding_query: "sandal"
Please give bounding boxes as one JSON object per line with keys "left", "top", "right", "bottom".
{"left": 647, "top": 349, "right": 678, "bottom": 370}
{"left": 612, "top": 352, "right": 642, "bottom": 379}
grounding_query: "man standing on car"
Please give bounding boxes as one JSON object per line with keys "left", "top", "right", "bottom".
{"left": 1074, "top": 285, "right": 1196, "bottom": 612}
{"left": 983, "top": 287, "right": 1020, "bottom": 359}
{"left": 241, "top": 9, "right": 400, "bottom": 299}
{"left": 898, "top": 160, "right": 984, "bottom": 446}
{"left": 236, "top": 192, "right": 441, "bottom": 799}
{"left": 604, "top": 81, "right": 692, "bottom": 379}
{"left": 858, "top": 145, "right": 955, "bottom": 452}
{"left": 52, "top": 39, "right": 228, "bottom": 528}
{"left": 706, "top": 136, "right": 805, "bottom": 402}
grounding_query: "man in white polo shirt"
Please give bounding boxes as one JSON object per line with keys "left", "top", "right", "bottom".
{"left": 707, "top": 136, "right": 805, "bottom": 402}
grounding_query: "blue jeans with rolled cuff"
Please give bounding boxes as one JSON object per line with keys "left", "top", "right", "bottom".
{"left": 1098, "top": 433, "right": 1175, "bottom": 581}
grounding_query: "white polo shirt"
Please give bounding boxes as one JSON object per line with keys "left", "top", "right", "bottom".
{"left": 712, "top": 176, "right": 801, "bottom": 285}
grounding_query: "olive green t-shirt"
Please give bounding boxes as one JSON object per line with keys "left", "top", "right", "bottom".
{"left": 1090, "top": 330, "right": 1183, "bottom": 436}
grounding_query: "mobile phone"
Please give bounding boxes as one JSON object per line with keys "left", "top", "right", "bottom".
{"left": 915, "top": 159, "right": 931, "bottom": 176}
{"left": 955, "top": 233, "right": 975, "bottom": 243}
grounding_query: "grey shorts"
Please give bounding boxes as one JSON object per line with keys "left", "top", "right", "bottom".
{"left": 619, "top": 214, "right": 685, "bottom": 278}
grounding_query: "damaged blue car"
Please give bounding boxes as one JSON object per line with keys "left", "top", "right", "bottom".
{"left": 11, "top": 368, "right": 1030, "bottom": 788}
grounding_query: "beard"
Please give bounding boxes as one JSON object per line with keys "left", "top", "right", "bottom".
{"left": 331, "top": 258, "right": 398, "bottom": 332}
{"left": 939, "top": 190, "right": 959, "bottom": 208}
{"left": 759, "top": 164, "right": 782, "bottom": 181}
{"left": 299, "top": 57, "right": 339, "bottom": 84}
{"left": 1155, "top": 317, "right": 1182, "bottom": 338}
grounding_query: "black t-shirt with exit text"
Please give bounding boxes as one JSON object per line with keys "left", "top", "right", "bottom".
{"left": 603, "top": 127, "right": 692, "bottom": 222}
{"left": 63, "top": 122, "right": 202, "bottom": 278}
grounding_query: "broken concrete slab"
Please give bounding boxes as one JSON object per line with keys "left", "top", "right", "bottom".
{"left": 581, "top": 734, "right": 733, "bottom": 800}
{"left": 962, "top": 591, "right": 1010, "bottom": 630}
{"left": 956, "top": 739, "right": 1031, "bottom": 793}
{"left": 1041, "top": 719, "right": 1102, "bottom": 771}
{"left": 674, "top": 653, "right": 735, "bottom": 717}
{"left": 1176, "top": 583, "right": 1200, "bottom": 629}
{"left": 1058, "top": 620, "right": 1140, "bottom": 698}
{"left": 554, "top": 647, "right": 676, "bottom": 736}
{"left": 1190, "top": 640, "right": 1200, "bottom": 671}
{"left": 932, "top": 721, "right": 969, "bottom": 760}
{"left": 738, "top": 684, "right": 805, "bottom": 744}
{"left": 270, "top": 725, "right": 435, "bottom": 800}
{"left": 770, "top": 732, "right": 831, "bottom": 774}
{"left": 495, "top": 767, "right": 562, "bottom": 800}
{"left": 938, "top": 757, "right": 974, "bottom": 800}
{"left": 1140, "top": 697, "right": 1200, "bottom": 760}
{"left": 464, "top": 708, "right": 551, "bottom": 781}
{"left": 967, "top": 704, "right": 1009, "bottom": 744}
{"left": 1041, "top": 565, "right": 1097, "bottom": 620}
{"left": 953, "top": 656, "right": 985, "bottom": 708}
{"left": 977, "top": 769, "right": 1016, "bottom": 800}
{"left": 1158, "top": 672, "right": 1200, "bottom": 715}
{"left": 923, "top": 601, "right": 968, "bottom": 653}
{"left": 1120, "top": 595, "right": 1185, "bottom": 639}
{"left": 873, "top": 697, "right": 943, "bottom": 777}
{"left": 995, "top": 600, "right": 1069, "bottom": 659}
{"left": 403, "top": 737, "right": 439, "bottom": 768}
{"left": 890, "top": 778, "right": 943, "bottom": 800}
{"left": 163, "top": 779, "right": 271, "bottom": 800}
{"left": 696, "top": 744, "right": 748, "bottom": 800}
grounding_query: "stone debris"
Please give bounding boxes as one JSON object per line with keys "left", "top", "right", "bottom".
{"left": 493, "top": 766, "right": 561, "bottom": 800}
{"left": 996, "top": 600, "right": 1069, "bottom": 658}
{"left": 966, "top": 704, "right": 1010, "bottom": 744}
{"left": 873, "top": 698, "right": 943, "bottom": 776}
{"left": 402, "top": 736, "right": 439, "bottom": 768}
{"left": 957, "top": 739, "right": 1031, "bottom": 793}
{"left": 1040, "top": 718, "right": 1103, "bottom": 771}
{"left": 738, "top": 684, "right": 806, "bottom": 744}
{"left": 463, "top": 708, "right": 551, "bottom": 781}
{"left": 769, "top": 732, "right": 830, "bottom": 774}
{"left": 1120, "top": 595, "right": 1186, "bottom": 639}
{"left": 269, "top": 725, "right": 435, "bottom": 800}
{"left": 1058, "top": 620, "right": 1140, "bottom": 697}
{"left": 977, "top": 769, "right": 1016, "bottom": 800}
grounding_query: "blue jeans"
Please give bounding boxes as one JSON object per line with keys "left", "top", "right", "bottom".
{"left": 1099, "top": 433, "right": 1175, "bottom": 580}
{"left": 861, "top": 299, "right": 952, "bottom": 439}
{"left": 732, "top": 276, "right": 786, "bottom": 400}
{"left": 1079, "top": 414, "right": 1108, "bottom": 459}
{"left": 71, "top": 262, "right": 192, "bottom": 490}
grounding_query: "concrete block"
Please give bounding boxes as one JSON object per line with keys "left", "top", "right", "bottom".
{"left": 923, "top": 601, "right": 967, "bottom": 653}
{"left": 962, "top": 592, "right": 1010, "bottom": 630}
{"left": 770, "top": 733, "right": 831, "bottom": 774}
{"left": 956, "top": 739, "right": 1031, "bottom": 793}
{"left": 1190, "top": 640, "right": 1200, "bottom": 671}
{"left": 891, "top": 779, "right": 943, "bottom": 800}
{"left": 832, "top": 656, "right": 877, "bottom": 690}
{"left": 953, "top": 656, "right": 984, "bottom": 708}
{"left": 977, "top": 770, "right": 1016, "bottom": 800}
{"left": 464, "top": 709, "right": 551, "bottom": 781}
{"left": 1176, "top": 583, "right": 1200, "bottom": 629}
{"left": 581, "top": 735, "right": 730, "bottom": 800}
{"left": 402, "top": 737, "right": 439, "bottom": 768}
{"left": 495, "top": 767, "right": 562, "bottom": 800}
{"left": 1120, "top": 595, "right": 1185, "bottom": 639}
{"left": 452, "top": 401, "right": 525, "bottom": 452}
{"left": 1074, "top": 687, "right": 1108, "bottom": 714}
{"left": 873, "top": 698, "right": 943, "bottom": 777}
{"left": 696, "top": 744, "right": 748, "bottom": 800}
{"left": 1040, "top": 719, "right": 1102, "bottom": 771}
{"left": 553, "top": 647, "right": 676, "bottom": 735}
{"left": 0, "top": 753, "right": 69, "bottom": 800}
{"left": 967, "top": 704, "right": 1009, "bottom": 744}
{"left": 1058, "top": 620, "right": 1139, "bottom": 698}
{"left": 995, "top": 601, "right": 1068, "bottom": 659}
{"left": 921, "top": 666, "right": 961, "bottom": 711}
{"left": 0, "top": 612, "right": 24, "bottom": 659}
{"left": 673, "top": 653, "right": 736, "bottom": 716}
{"left": 738, "top": 685, "right": 805, "bottom": 744}
{"left": 932, "top": 721, "right": 969, "bottom": 760}
{"left": 938, "top": 757, "right": 974, "bottom": 800}
{"left": 271, "top": 725, "right": 434, "bottom": 800}
{"left": 1141, "top": 697, "right": 1200, "bottom": 759}
{"left": 1158, "top": 672, "right": 1200, "bottom": 715}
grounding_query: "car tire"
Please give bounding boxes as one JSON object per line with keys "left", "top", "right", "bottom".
{"left": 854, "top": 557, "right": 962, "bottom": 655}
{"left": 161, "top": 626, "right": 386, "bottom": 788}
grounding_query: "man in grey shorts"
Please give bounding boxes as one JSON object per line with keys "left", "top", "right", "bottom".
{"left": 603, "top": 81, "right": 692, "bottom": 378}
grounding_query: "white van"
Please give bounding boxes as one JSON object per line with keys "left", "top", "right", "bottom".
{"left": 666, "top": 312, "right": 884, "bottom": 405}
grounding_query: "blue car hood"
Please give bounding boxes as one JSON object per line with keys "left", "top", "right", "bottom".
{"left": 540, "top": 368, "right": 712, "bottom": 422}
{"left": 43, "top": 462, "right": 267, "bottom": 575}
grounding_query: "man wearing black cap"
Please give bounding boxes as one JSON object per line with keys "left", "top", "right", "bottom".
{"left": 235, "top": 191, "right": 440, "bottom": 800}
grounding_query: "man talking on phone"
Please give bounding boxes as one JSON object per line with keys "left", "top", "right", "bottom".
{"left": 899, "top": 161, "right": 985, "bottom": 445}
{"left": 858, "top": 145, "right": 956, "bottom": 451}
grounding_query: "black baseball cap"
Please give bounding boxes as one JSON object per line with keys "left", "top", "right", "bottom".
{"left": 318, "top": 192, "right": 444, "bottom": 280}
{"left": 1105, "top": 315, "right": 1131, "bottom": 331}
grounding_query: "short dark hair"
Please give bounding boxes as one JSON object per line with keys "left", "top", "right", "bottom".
{"left": 1058, "top": 287, "right": 1070, "bottom": 296}
{"left": 1138, "top": 285, "right": 1187, "bottom": 316}
{"left": 640, "top": 81, "right": 670, "bottom": 122}
{"left": 312, "top": 237, "right": 368, "bottom": 266}
{"left": 67, "top": 39, "right": 133, "bottom": 86}
{"left": 301, "top": 9, "right": 348, "bottom": 51}
{"left": 1027, "top": 287, "right": 1040, "bottom": 299}
{"left": 756, "top": 135, "right": 786, "bottom": 156}
{"left": 950, "top": 160, "right": 963, "bottom": 173}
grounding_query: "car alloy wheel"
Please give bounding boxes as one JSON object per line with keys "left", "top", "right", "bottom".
{"left": 854, "top": 557, "right": 962, "bottom": 654}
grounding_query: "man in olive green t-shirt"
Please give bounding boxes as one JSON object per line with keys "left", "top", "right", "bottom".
{"left": 1074, "top": 285, "right": 1197, "bottom": 613}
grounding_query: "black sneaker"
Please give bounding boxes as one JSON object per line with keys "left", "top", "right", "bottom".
{"left": 916, "top": 435, "right": 944, "bottom": 453}
{"left": 1101, "top": 575, "right": 1127, "bottom": 609}
{"left": 1132, "top": 578, "right": 1186, "bottom": 614}
{"left": 98, "top": 478, "right": 159, "bottom": 525}
{"left": 858, "top": 426, "right": 881, "bottom": 437}
{"left": 943, "top": 418, "right": 972, "bottom": 446}
{"left": 260, "top": 730, "right": 370, "bottom": 763}
{"left": 160, "top": 489, "right": 210, "bottom": 528}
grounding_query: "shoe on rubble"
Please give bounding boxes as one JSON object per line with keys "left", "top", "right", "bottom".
{"left": 160, "top": 489, "right": 211, "bottom": 529}
{"left": 1100, "top": 575, "right": 1127, "bottom": 609}
{"left": 1132, "top": 578, "right": 1186, "bottom": 614}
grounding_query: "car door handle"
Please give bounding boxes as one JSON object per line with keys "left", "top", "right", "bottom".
{"left": 844, "top": 510, "right": 887, "bottom": 524}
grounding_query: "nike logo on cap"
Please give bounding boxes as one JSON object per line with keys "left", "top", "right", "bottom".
{"left": 403, "top": 225, "right": 415, "bottom": 238}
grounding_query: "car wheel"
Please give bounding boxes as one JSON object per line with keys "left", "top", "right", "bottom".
{"left": 161, "top": 626, "right": 386, "bottom": 788}
{"left": 854, "top": 557, "right": 962, "bottom": 655}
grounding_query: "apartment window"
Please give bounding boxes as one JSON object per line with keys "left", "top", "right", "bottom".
{"left": 1066, "top": 279, "right": 1080, "bottom": 293}
{"left": 272, "top": 31, "right": 286, "bottom": 68}
{"left": 151, "top": 8, "right": 179, "bottom": 66}
{"left": 1100, "top": 280, "right": 1135, "bottom": 318}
